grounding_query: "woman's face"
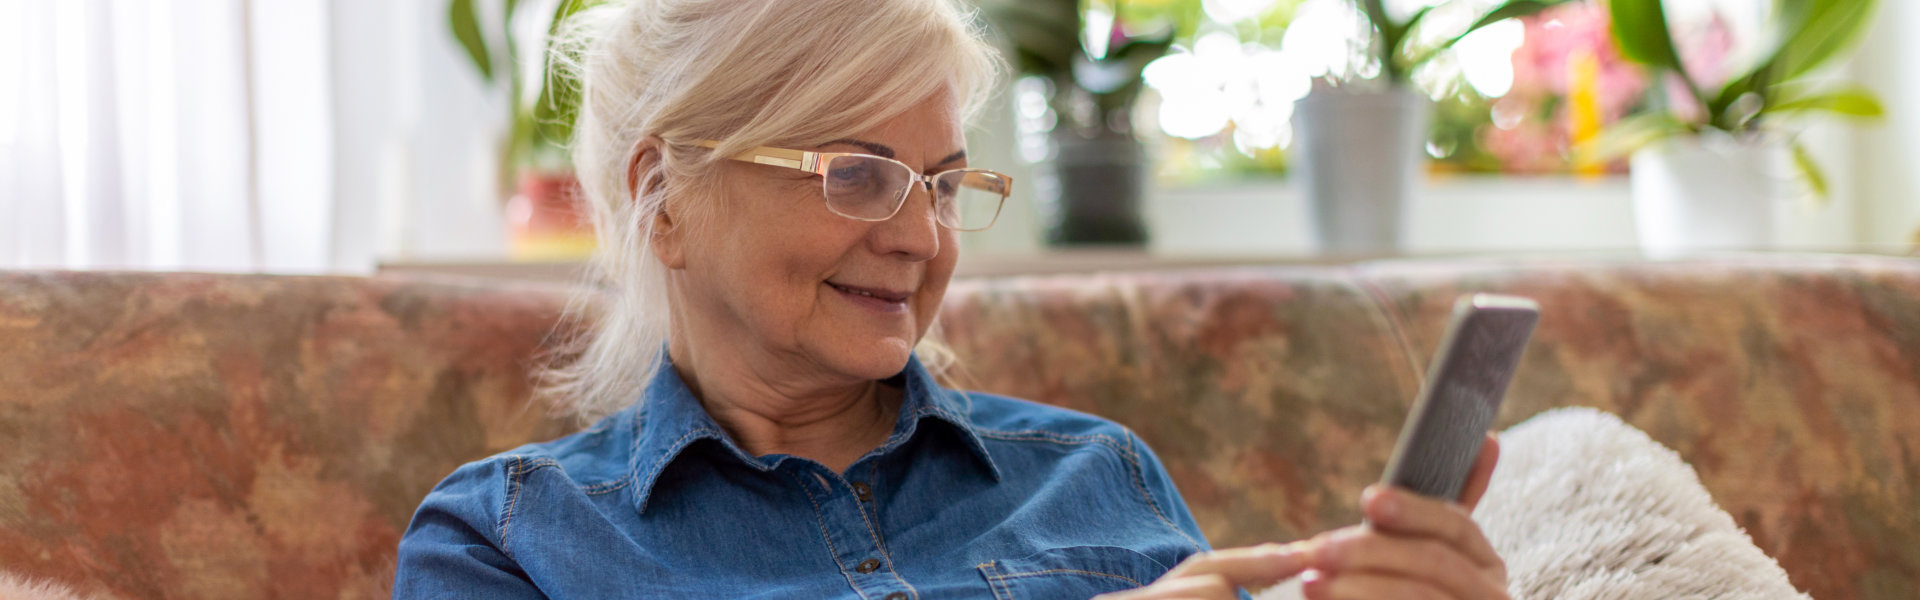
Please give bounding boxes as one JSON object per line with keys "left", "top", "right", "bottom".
{"left": 670, "top": 93, "right": 965, "bottom": 383}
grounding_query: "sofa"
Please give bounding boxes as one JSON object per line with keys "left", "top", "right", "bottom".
{"left": 1, "top": 254, "right": 1915, "bottom": 599}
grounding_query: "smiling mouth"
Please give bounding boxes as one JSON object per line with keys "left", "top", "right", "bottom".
{"left": 826, "top": 281, "right": 911, "bottom": 303}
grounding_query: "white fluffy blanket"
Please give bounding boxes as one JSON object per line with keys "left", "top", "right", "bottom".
{"left": 1260, "top": 407, "right": 1807, "bottom": 600}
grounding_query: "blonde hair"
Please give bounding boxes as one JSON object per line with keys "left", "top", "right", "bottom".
{"left": 540, "top": 0, "right": 1004, "bottom": 422}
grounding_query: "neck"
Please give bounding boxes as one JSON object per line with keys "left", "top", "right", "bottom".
{"left": 666, "top": 338, "right": 902, "bottom": 474}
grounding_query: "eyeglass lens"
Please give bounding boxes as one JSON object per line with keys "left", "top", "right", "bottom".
{"left": 822, "top": 155, "right": 1007, "bottom": 230}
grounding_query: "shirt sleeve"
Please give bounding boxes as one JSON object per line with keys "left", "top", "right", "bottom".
{"left": 393, "top": 458, "right": 547, "bottom": 600}
{"left": 1124, "top": 429, "right": 1213, "bottom": 556}
{"left": 1128, "top": 429, "right": 1258, "bottom": 600}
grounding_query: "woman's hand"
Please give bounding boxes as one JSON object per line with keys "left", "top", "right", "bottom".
{"left": 1100, "top": 433, "right": 1508, "bottom": 600}
{"left": 1296, "top": 433, "right": 1507, "bottom": 600}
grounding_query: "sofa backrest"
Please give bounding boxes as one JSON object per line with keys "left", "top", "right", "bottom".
{"left": 3, "top": 255, "right": 1915, "bottom": 599}
{"left": 0, "top": 272, "right": 580, "bottom": 599}
{"left": 939, "top": 255, "right": 1919, "bottom": 600}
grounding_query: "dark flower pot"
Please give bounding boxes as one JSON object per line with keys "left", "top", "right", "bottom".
{"left": 1039, "top": 134, "right": 1149, "bottom": 246}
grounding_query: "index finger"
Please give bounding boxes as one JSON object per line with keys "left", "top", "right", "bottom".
{"left": 1161, "top": 542, "right": 1316, "bottom": 589}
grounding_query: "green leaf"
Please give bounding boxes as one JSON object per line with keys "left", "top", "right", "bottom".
{"left": 1791, "top": 139, "right": 1830, "bottom": 201}
{"left": 1576, "top": 112, "right": 1688, "bottom": 163}
{"left": 982, "top": 2, "right": 1081, "bottom": 77}
{"left": 1773, "top": 0, "right": 1878, "bottom": 81}
{"left": 1766, "top": 86, "right": 1885, "bottom": 118}
{"left": 1606, "top": 0, "right": 1684, "bottom": 71}
{"left": 1422, "top": 0, "right": 1573, "bottom": 61}
{"left": 1720, "top": 0, "right": 1878, "bottom": 123}
{"left": 449, "top": 0, "right": 493, "bottom": 82}
{"left": 503, "top": 0, "right": 522, "bottom": 59}
{"left": 1459, "top": 0, "right": 1569, "bottom": 41}
{"left": 1357, "top": 0, "right": 1404, "bottom": 80}
{"left": 1608, "top": 0, "right": 1709, "bottom": 113}
{"left": 531, "top": 0, "right": 603, "bottom": 150}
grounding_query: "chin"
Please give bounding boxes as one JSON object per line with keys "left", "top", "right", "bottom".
{"left": 817, "top": 336, "right": 917, "bottom": 381}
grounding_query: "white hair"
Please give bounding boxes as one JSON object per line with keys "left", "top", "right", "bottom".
{"left": 540, "top": 0, "right": 1005, "bottom": 423}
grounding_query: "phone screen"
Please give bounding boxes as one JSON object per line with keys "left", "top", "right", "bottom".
{"left": 1380, "top": 294, "right": 1538, "bottom": 502}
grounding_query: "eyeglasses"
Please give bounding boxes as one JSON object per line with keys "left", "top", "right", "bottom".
{"left": 688, "top": 140, "right": 1013, "bottom": 232}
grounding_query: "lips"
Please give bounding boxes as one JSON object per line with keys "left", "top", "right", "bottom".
{"left": 826, "top": 281, "right": 911, "bottom": 303}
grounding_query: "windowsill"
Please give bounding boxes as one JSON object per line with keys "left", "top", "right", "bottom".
{"left": 379, "top": 174, "right": 1904, "bottom": 282}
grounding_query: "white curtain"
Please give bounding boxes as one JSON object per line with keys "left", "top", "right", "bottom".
{"left": 0, "top": 0, "right": 335, "bottom": 272}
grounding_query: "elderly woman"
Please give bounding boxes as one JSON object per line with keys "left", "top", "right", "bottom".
{"left": 395, "top": 0, "right": 1509, "bottom": 598}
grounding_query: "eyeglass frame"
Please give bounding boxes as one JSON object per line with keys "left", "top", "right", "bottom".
{"left": 684, "top": 139, "right": 1013, "bottom": 232}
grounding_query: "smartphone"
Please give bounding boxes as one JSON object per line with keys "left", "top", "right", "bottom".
{"left": 1379, "top": 294, "right": 1539, "bottom": 503}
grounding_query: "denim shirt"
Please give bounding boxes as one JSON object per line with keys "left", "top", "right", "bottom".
{"left": 394, "top": 355, "right": 1211, "bottom": 599}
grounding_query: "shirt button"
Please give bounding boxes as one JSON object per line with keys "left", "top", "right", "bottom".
{"left": 883, "top": 593, "right": 908, "bottom": 600}
{"left": 851, "top": 481, "right": 873, "bottom": 502}
{"left": 856, "top": 558, "right": 881, "bottom": 573}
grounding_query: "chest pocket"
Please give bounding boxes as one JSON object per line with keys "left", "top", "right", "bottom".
{"left": 976, "top": 545, "right": 1170, "bottom": 600}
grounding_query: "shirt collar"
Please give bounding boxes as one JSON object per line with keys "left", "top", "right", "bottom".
{"left": 628, "top": 353, "right": 1001, "bottom": 514}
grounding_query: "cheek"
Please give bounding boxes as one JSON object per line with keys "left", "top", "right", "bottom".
{"left": 914, "top": 231, "right": 960, "bottom": 324}
{"left": 723, "top": 190, "right": 865, "bottom": 317}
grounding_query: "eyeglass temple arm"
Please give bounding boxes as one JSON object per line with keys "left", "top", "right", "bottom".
{"left": 690, "top": 140, "right": 821, "bottom": 172}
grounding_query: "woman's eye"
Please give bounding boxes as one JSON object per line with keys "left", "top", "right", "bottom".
{"left": 827, "top": 165, "right": 869, "bottom": 187}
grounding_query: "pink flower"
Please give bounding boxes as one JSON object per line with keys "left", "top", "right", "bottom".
{"left": 1482, "top": 3, "right": 1651, "bottom": 173}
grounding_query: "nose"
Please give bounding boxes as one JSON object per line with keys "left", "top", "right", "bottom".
{"left": 867, "top": 178, "right": 942, "bottom": 262}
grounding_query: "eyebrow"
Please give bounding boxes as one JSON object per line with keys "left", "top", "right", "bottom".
{"left": 825, "top": 138, "right": 967, "bottom": 168}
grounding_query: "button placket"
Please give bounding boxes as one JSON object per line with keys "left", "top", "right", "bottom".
{"left": 797, "top": 464, "right": 914, "bottom": 600}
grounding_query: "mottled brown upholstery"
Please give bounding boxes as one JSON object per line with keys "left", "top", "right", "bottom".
{"left": 3, "top": 255, "right": 1915, "bottom": 598}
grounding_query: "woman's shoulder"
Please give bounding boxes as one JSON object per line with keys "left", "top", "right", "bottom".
{"left": 952, "top": 391, "right": 1142, "bottom": 451}
{"left": 439, "top": 405, "right": 641, "bottom": 494}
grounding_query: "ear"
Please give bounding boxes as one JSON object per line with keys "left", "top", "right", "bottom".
{"left": 650, "top": 210, "right": 687, "bottom": 270}
{"left": 629, "top": 135, "right": 688, "bottom": 270}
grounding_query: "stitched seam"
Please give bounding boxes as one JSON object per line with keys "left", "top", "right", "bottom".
{"left": 846, "top": 465, "right": 918, "bottom": 600}
{"left": 1120, "top": 431, "right": 1203, "bottom": 553}
{"left": 986, "top": 569, "right": 1145, "bottom": 588}
{"left": 976, "top": 561, "right": 1016, "bottom": 600}
{"left": 578, "top": 414, "right": 637, "bottom": 494}
{"left": 799, "top": 473, "right": 872, "bottom": 600}
{"left": 498, "top": 457, "right": 554, "bottom": 559}
{"left": 971, "top": 429, "right": 1134, "bottom": 461}
{"left": 580, "top": 474, "right": 634, "bottom": 495}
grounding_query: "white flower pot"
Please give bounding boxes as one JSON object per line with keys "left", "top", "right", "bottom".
{"left": 1292, "top": 87, "right": 1431, "bottom": 255}
{"left": 1629, "top": 137, "right": 1793, "bottom": 256}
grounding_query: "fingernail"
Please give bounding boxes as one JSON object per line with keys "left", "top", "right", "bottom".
{"left": 1371, "top": 488, "right": 1399, "bottom": 520}
{"left": 1300, "top": 568, "right": 1328, "bottom": 595}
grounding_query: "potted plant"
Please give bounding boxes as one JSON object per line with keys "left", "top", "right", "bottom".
{"left": 1294, "top": 0, "right": 1572, "bottom": 254}
{"left": 982, "top": 0, "right": 1174, "bottom": 246}
{"left": 1591, "top": 0, "right": 1881, "bottom": 255}
{"left": 448, "top": 0, "right": 602, "bottom": 260}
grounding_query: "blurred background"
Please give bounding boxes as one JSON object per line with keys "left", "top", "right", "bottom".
{"left": 2, "top": 0, "right": 1915, "bottom": 277}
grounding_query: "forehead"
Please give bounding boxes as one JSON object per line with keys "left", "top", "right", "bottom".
{"left": 846, "top": 93, "right": 965, "bottom": 152}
